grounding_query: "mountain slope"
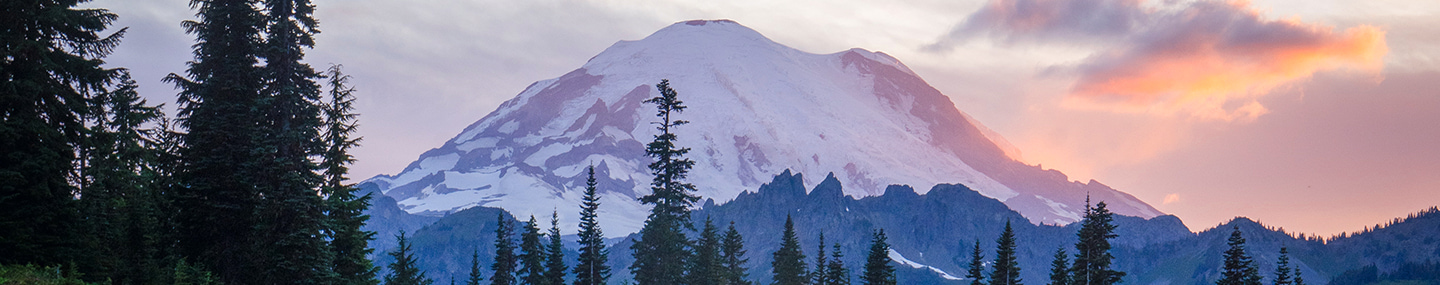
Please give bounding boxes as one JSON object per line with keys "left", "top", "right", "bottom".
{"left": 362, "top": 19, "right": 1162, "bottom": 235}
{"left": 383, "top": 171, "right": 1440, "bottom": 285}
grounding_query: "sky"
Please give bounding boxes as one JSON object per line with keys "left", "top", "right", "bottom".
{"left": 93, "top": 0, "right": 1440, "bottom": 236}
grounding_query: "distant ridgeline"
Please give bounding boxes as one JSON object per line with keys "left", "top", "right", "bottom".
{"left": 362, "top": 171, "right": 1440, "bottom": 285}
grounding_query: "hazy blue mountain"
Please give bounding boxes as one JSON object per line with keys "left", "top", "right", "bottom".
{"left": 372, "top": 171, "right": 1439, "bottom": 285}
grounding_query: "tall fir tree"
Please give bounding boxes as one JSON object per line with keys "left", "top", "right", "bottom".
{"left": 990, "top": 221, "right": 1023, "bottom": 285}
{"left": 967, "top": 239, "right": 986, "bottom": 285}
{"left": 469, "top": 249, "right": 484, "bottom": 285}
{"left": 824, "top": 243, "right": 850, "bottom": 285}
{"left": 252, "top": 0, "right": 333, "bottom": 282}
{"left": 721, "top": 221, "right": 752, "bottom": 285}
{"left": 1047, "top": 248, "right": 1070, "bottom": 285}
{"left": 0, "top": 0, "right": 123, "bottom": 268}
{"left": 771, "top": 215, "right": 808, "bottom": 285}
{"left": 1273, "top": 247, "right": 1292, "bottom": 285}
{"left": 861, "top": 229, "right": 896, "bottom": 285}
{"left": 385, "top": 231, "right": 433, "bottom": 285}
{"left": 812, "top": 233, "right": 830, "bottom": 285}
{"left": 546, "top": 212, "right": 568, "bottom": 285}
{"left": 574, "top": 166, "right": 610, "bottom": 285}
{"left": 322, "top": 64, "right": 379, "bottom": 285}
{"left": 632, "top": 79, "right": 701, "bottom": 284}
{"left": 1217, "top": 227, "right": 1262, "bottom": 285}
{"left": 1070, "top": 199, "right": 1125, "bottom": 285}
{"left": 491, "top": 213, "right": 518, "bottom": 285}
{"left": 1293, "top": 267, "right": 1304, "bottom": 285}
{"left": 520, "top": 216, "right": 548, "bottom": 285}
{"left": 78, "top": 71, "right": 171, "bottom": 283}
{"left": 689, "top": 217, "right": 724, "bottom": 285}
{"left": 165, "top": 0, "right": 267, "bottom": 281}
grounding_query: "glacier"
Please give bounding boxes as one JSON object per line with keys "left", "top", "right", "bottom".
{"left": 362, "top": 19, "right": 1162, "bottom": 237}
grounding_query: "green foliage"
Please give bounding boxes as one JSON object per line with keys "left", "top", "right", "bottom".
{"left": 967, "top": 239, "right": 986, "bottom": 285}
{"left": 861, "top": 229, "right": 895, "bottom": 285}
{"left": 491, "top": 213, "right": 518, "bottom": 285}
{"left": 0, "top": 0, "right": 122, "bottom": 268}
{"left": 990, "top": 221, "right": 1023, "bottom": 285}
{"left": 631, "top": 79, "right": 699, "bottom": 284}
{"left": 546, "top": 212, "right": 568, "bottom": 285}
{"left": 75, "top": 71, "right": 173, "bottom": 284}
{"left": 689, "top": 217, "right": 725, "bottom": 285}
{"left": 1048, "top": 248, "right": 1069, "bottom": 285}
{"left": 721, "top": 221, "right": 752, "bottom": 285}
{"left": 250, "top": 0, "right": 333, "bottom": 274}
{"left": 1070, "top": 200, "right": 1125, "bottom": 285}
{"left": 384, "top": 231, "right": 433, "bottom": 285}
{"left": 166, "top": 0, "right": 268, "bottom": 281}
{"left": 770, "top": 215, "right": 808, "bottom": 285}
{"left": 174, "top": 258, "right": 222, "bottom": 285}
{"left": 0, "top": 264, "right": 91, "bottom": 285}
{"left": 574, "top": 166, "right": 610, "bottom": 285}
{"left": 1217, "top": 227, "right": 1262, "bottom": 285}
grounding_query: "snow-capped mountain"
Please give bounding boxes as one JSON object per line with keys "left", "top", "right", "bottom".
{"left": 362, "top": 19, "right": 1162, "bottom": 236}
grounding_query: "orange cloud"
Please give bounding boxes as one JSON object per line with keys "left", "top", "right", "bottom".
{"left": 1071, "top": 1, "right": 1386, "bottom": 121}
{"left": 939, "top": 0, "right": 1388, "bottom": 121}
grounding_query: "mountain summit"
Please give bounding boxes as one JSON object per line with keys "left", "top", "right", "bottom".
{"left": 363, "top": 19, "right": 1162, "bottom": 235}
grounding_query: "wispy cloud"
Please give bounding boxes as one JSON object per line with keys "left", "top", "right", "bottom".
{"left": 934, "top": 0, "right": 1387, "bottom": 121}
{"left": 1163, "top": 193, "right": 1180, "bottom": 205}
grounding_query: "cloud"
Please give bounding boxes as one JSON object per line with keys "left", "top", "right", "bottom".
{"left": 935, "top": 0, "right": 1388, "bottom": 121}
{"left": 930, "top": 0, "right": 1148, "bottom": 47}
{"left": 1162, "top": 193, "right": 1180, "bottom": 205}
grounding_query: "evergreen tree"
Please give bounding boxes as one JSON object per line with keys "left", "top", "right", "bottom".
{"left": 1047, "top": 248, "right": 1070, "bottom": 285}
{"left": 812, "top": 233, "right": 830, "bottom": 285}
{"left": 546, "top": 212, "right": 568, "bottom": 285}
{"left": 721, "top": 221, "right": 752, "bottom": 285}
{"left": 1273, "top": 247, "right": 1292, "bottom": 285}
{"left": 492, "top": 213, "right": 518, "bottom": 285}
{"left": 174, "top": 258, "right": 222, "bottom": 285}
{"left": 1293, "top": 267, "right": 1304, "bottom": 285}
{"left": 990, "top": 221, "right": 1023, "bottom": 285}
{"left": 165, "top": 0, "right": 268, "bottom": 281}
{"left": 470, "top": 249, "right": 485, "bottom": 285}
{"left": 322, "top": 64, "right": 379, "bottom": 285}
{"left": 967, "top": 240, "right": 986, "bottom": 285}
{"left": 251, "top": 0, "right": 333, "bottom": 280}
{"left": 76, "top": 71, "right": 172, "bottom": 283}
{"left": 384, "top": 231, "right": 434, "bottom": 285}
{"left": 1217, "top": 226, "right": 1262, "bottom": 285}
{"left": 771, "top": 215, "right": 808, "bottom": 285}
{"left": 0, "top": 0, "right": 123, "bottom": 268}
{"left": 1070, "top": 199, "right": 1125, "bottom": 285}
{"left": 631, "top": 79, "right": 700, "bottom": 285}
{"left": 689, "top": 217, "right": 724, "bottom": 285}
{"left": 861, "top": 229, "right": 896, "bottom": 285}
{"left": 573, "top": 166, "right": 610, "bottom": 285}
{"left": 520, "top": 216, "right": 548, "bottom": 285}
{"left": 824, "top": 243, "right": 850, "bottom": 285}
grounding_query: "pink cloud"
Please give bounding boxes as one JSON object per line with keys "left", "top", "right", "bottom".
{"left": 939, "top": 0, "right": 1388, "bottom": 121}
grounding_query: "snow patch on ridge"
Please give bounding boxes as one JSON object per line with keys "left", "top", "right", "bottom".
{"left": 889, "top": 249, "right": 963, "bottom": 280}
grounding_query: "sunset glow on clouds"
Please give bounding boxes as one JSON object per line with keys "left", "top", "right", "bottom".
{"left": 938, "top": 0, "right": 1388, "bottom": 121}
{"left": 100, "top": 0, "right": 1438, "bottom": 237}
